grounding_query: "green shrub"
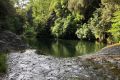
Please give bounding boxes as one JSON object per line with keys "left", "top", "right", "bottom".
{"left": 76, "top": 23, "right": 95, "bottom": 40}
{"left": 23, "top": 23, "right": 36, "bottom": 38}
{"left": 0, "top": 53, "right": 7, "bottom": 74}
{"left": 109, "top": 11, "right": 120, "bottom": 42}
{"left": 51, "top": 18, "right": 64, "bottom": 38}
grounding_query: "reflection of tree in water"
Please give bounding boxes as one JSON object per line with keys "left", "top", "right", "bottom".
{"left": 76, "top": 41, "right": 93, "bottom": 55}
{"left": 37, "top": 39, "right": 53, "bottom": 48}
{"left": 28, "top": 38, "right": 106, "bottom": 57}
{"left": 50, "top": 40, "right": 77, "bottom": 57}
{"left": 36, "top": 39, "right": 53, "bottom": 55}
{"left": 75, "top": 41, "right": 105, "bottom": 56}
{"left": 51, "top": 40, "right": 69, "bottom": 57}
{"left": 94, "top": 42, "right": 105, "bottom": 52}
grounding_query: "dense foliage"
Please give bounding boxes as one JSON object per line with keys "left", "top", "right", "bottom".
{"left": 109, "top": 11, "right": 120, "bottom": 42}
{"left": 0, "top": 0, "right": 120, "bottom": 42}
{"left": 0, "top": 0, "right": 15, "bottom": 30}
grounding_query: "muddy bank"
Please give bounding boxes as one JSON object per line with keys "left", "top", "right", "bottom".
{"left": 7, "top": 46, "right": 120, "bottom": 80}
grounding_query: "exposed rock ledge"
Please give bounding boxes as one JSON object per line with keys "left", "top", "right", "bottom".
{"left": 6, "top": 45, "right": 120, "bottom": 80}
{"left": 0, "top": 31, "right": 27, "bottom": 52}
{"left": 97, "top": 43, "right": 120, "bottom": 55}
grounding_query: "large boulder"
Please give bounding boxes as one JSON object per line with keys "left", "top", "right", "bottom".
{"left": 0, "top": 31, "right": 27, "bottom": 52}
{"left": 97, "top": 44, "right": 120, "bottom": 55}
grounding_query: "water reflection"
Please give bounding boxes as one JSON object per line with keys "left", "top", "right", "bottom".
{"left": 75, "top": 41, "right": 105, "bottom": 56}
{"left": 26, "top": 38, "right": 106, "bottom": 57}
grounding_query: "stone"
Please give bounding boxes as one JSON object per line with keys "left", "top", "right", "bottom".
{"left": 0, "top": 31, "right": 27, "bottom": 52}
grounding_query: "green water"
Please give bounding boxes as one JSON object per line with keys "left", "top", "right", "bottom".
{"left": 26, "top": 38, "right": 106, "bottom": 57}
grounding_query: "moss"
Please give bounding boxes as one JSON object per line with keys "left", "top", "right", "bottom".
{"left": 0, "top": 53, "right": 7, "bottom": 74}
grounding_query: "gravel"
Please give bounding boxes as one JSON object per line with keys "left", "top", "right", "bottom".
{"left": 6, "top": 49, "right": 120, "bottom": 80}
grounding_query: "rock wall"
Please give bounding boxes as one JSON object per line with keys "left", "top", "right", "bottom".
{"left": 0, "top": 31, "right": 27, "bottom": 52}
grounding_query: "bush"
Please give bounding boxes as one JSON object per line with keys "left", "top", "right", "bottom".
{"left": 108, "top": 11, "right": 120, "bottom": 42}
{"left": 23, "top": 23, "right": 36, "bottom": 38}
{"left": 0, "top": 53, "right": 7, "bottom": 74}
{"left": 51, "top": 18, "right": 64, "bottom": 38}
{"left": 76, "top": 23, "right": 95, "bottom": 40}
{"left": 51, "top": 14, "right": 80, "bottom": 39}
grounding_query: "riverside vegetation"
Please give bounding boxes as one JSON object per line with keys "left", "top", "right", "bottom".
{"left": 0, "top": 0, "right": 120, "bottom": 42}
{"left": 0, "top": 0, "right": 120, "bottom": 79}
{"left": 0, "top": 53, "right": 7, "bottom": 73}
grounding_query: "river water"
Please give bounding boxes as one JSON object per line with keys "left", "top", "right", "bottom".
{"left": 26, "top": 38, "right": 106, "bottom": 57}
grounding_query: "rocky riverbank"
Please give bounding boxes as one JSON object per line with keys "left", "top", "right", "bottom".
{"left": 0, "top": 31, "right": 27, "bottom": 79}
{"left": 0, "top": 74, "right": 5, "bottom": 80}
{"left": 6, "top": 44, "right": 120, "bottom": 80}
{"left": 0, "top": 32, "right": 120, "bottom": 80}
{"left": 97, "top": 43, "right": 120, "bottom": 55}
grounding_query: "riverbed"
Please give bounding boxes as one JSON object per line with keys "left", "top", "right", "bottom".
{"left": 6, "top": 49, "right": 120, "bottom": 80}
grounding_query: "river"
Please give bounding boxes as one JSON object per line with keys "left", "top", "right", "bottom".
{"left": 25, "top": 38, "right": 106, "bottom": 57}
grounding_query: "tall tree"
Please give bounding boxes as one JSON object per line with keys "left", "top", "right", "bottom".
{"left": 0, "top": 0, "right": 15, "bottom": 30}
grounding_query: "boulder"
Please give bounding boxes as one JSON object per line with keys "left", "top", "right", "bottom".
{"left": 0, "top": 31, "right": 27, "bottom": 52}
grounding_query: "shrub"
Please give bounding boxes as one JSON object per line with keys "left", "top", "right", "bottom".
{"left": 0, "top": 53, "right": 7, "bottom": 74}
{"left": 108, "top": 11, "right": 120, "bottom": 42}
{"left": 76, "top": 23, "right": 95, "bottom": 40}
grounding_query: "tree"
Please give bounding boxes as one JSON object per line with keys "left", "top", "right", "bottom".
{"left": 109, "top": 11, "right": 120, "bottom": 42}
{"left": 0, "top": 0, "right": 15, "bottom": 30}
{"left": 29, "top": 0, "right": 52, "bottom": 26}
{"left": 76, "top": 23, "right": 95, "bottom": 40}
